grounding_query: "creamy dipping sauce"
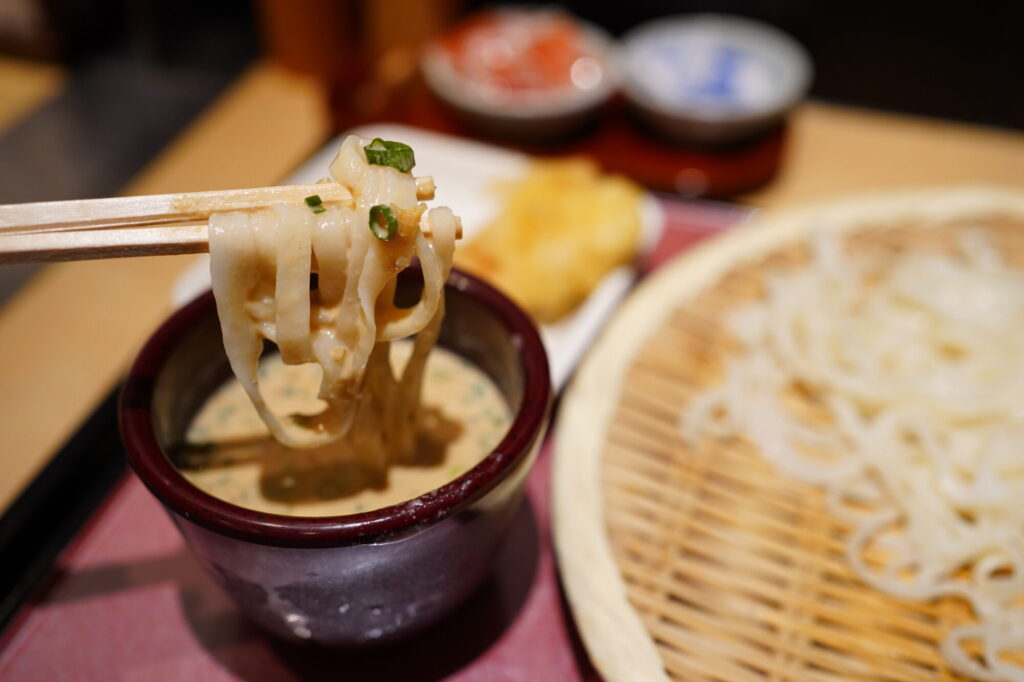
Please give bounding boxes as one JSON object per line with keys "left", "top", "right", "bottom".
{"left": 178, "top": 343, "right": 511, "bottom": 516}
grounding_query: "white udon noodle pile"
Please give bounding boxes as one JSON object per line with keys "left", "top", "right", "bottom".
{"left": 682, "top": 229, "right": 1024, "bottom": 681}
{"left": 207, "top": 135, "right": 457, "bottom": 463}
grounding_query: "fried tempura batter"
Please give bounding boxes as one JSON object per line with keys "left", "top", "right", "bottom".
{"left": 455, "top": 158, "right": 643, "bottom": 323}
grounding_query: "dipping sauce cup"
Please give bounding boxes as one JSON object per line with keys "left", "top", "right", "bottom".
{"left": 120, "top": 267, "right": 551, "bottom": 646}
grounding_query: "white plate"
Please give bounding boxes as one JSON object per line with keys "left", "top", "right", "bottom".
{"left": 172, "top": 124, "right": 665, "bottom": 389}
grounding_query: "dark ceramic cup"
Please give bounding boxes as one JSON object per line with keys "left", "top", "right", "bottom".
{"left": 120, "top": 267, "right": 551, "bottom": 646}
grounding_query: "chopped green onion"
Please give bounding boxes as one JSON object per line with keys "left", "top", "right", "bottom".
{"left": 304, "top": 194, "right": 326, "bottom": 214}
{"left": 368, "top": 204, "right": 398, "bottom": 240}
{"left": 363, "top": 138, "right": 416, "bottom": 173}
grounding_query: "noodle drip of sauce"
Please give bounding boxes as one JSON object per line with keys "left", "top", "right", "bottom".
{"left": 208, "top": 134, "right": 457, "bottom": 457}
{"left": 682, "top": 231, "right": 1024, "bottom": 682}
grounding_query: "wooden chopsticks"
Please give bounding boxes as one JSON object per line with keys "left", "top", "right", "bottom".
{"left": 0, "top": 184, "right": 352, "bottom": 264}
{"left": 0, "top": 176, "right": 451, "bottom": 265}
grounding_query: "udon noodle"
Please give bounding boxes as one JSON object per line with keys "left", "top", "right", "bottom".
{"left": 683, "top": 230, "right": 1024, "bottom": 681}
{"left": 207, "top": 135, "right": 458, "bottom": 464}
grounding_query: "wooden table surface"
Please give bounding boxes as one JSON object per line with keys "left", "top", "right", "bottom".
{"left": 0, "top": 59, "right": 1022, "bottom": 514}
{"left": 0, "top": 58, "right": 65, "bottom": 131}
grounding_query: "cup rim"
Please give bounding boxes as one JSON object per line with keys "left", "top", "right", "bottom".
{"left": 119, "top": 268, "right": 551, "bottom": 548}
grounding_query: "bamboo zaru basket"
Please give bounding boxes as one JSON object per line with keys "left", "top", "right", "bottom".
{"left": 553, "top": 188, "right": 1024, "bottom": 682}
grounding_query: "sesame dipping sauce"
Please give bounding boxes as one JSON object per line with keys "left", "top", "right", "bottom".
{"left": 177, "top": 342, "right": 511, "bottom": 517}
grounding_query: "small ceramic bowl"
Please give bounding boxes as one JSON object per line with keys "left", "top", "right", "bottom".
{"left": 120, "top": 267, "right": 551, "bottom": 646}
{"left": 421, "top": 8, "right": 617, "bottom": 141}
{"left": 620, "top": 14, "right": 812, "bottom": 145}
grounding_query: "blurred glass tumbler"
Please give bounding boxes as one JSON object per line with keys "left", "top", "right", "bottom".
{"left": 258, "top": 0, "right": 458, "bottom": 86}
{"left": 258, "top": 0, "right": 358, "bottom": 80}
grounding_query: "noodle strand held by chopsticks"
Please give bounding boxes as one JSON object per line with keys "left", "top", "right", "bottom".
{"left": 683, "top": 230, "right": 1024, "bottom": 682}
{"left": 208, "top": 134, "right": 458, "bottom": 454}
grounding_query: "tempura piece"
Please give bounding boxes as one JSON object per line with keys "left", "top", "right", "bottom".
{"left": 455, "top": 158, "right": 643, "bottom": 322}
